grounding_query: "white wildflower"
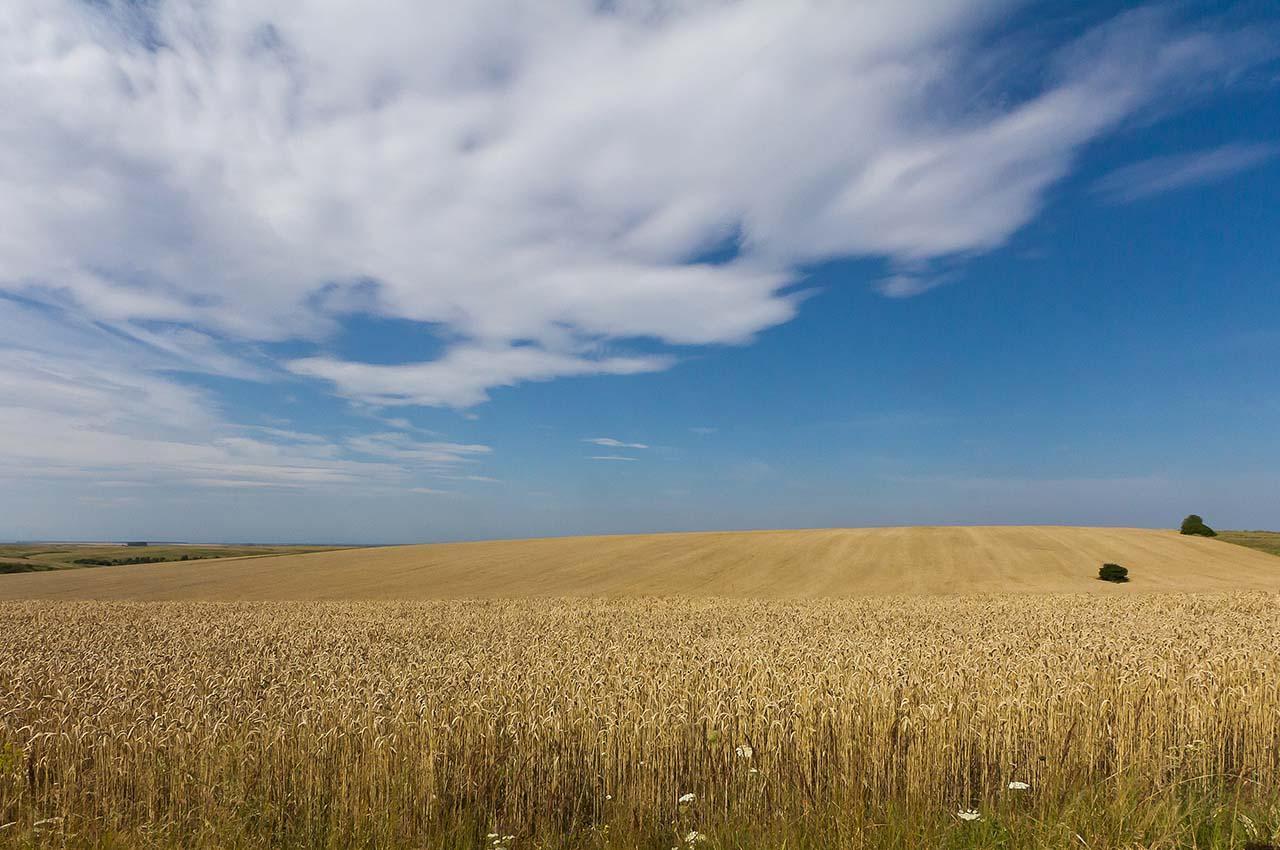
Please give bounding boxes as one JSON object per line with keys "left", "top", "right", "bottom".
{"left": 749, "top": 768, "right": 759, "bottom": 774}
{"left": 605, "top": 794, "right": 612, "bottom": 800}
{"left": 958, "top": 809, "right": 981, "bottom": 821}
{"left": 735, "top": 744, "right": 753, "bottom": 759}
{"left": 678, "top": 792, "right": 696, "bottom": 804}
{"left": 685, "top": 830, "right": 706, "bottom": 844}
{"left": 1008, "top": 780, "right": 1031, "bottom": 790}
{"left": 486, "top": 835, "right": 499, "bottom": 840}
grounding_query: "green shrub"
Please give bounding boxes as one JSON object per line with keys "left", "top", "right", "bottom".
{"left": 73, "top": 555, "right": 173, "bottom": 567}
{"left": 1098, "top": 563, "right": 1129, "bottom": 583}
{"left": 1179, "top": 514, "right": 1217, "bottom": 537}
{"left": 0, "top": 561, "right": 55, "bottom": 574}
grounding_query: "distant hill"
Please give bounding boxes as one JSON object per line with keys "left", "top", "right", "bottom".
{"left": 2, "top": 526, "right": 1278, "bottom": 600}
{"left": 0, "top": 543, "right": 345, "bottom": 573}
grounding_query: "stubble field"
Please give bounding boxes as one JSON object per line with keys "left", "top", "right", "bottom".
{"left": 3, "top": 593, "right": 1280, "bottom": 849}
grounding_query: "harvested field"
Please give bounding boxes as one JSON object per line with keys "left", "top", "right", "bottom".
{"left": 1, "top": 526, "right": 1278, "bottom": 600}
{"left": 2, "top": 596, "right": 1279, "bottom": 849}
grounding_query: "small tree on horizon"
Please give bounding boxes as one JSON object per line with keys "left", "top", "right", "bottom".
{"left": 1180, "top": 514, "right": 1217, "bottom": 537}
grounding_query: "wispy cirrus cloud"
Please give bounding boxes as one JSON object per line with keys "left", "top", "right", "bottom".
{"left": 290, "top": 346, "right": 672, "bottom": 408}
{"left": 876, "top": 273, "right": 953, "bottom": 299}
{"left": 0, "top": 298, "right": 488, "bottom": 493}
{"left": 584, "top": 437, "right": 649, "bottom": 450}
{"left": 589, "top": 455, "right": 639, "bottom": 462}
{"left": 1093, "top": 142, "right": 1280, "bottom": 203}
{"left": 345, "top": 433, "right": 491, "bottom": 466}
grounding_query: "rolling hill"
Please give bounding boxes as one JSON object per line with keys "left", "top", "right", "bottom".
{"left": 1, "top": 526, "right": 1277, "bottom": 600}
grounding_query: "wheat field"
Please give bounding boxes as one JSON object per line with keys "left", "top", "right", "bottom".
{"left": 2, "top": 526, "right": 1279, "bottom": 599}
{"left": 3, "top": 595, "right": 1280, "bottom": 849}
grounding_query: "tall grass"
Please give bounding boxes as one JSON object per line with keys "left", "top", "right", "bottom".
{"left": 2, "top": 596, "right": 1279, "bottom": 848}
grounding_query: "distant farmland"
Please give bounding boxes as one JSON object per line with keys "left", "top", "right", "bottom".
{"left": 0, "top": 542, "right": 344, "bottom": 575}
{"left": 1218, "top": 529, "right": 1280, "bottom": 557}
{"left": 1, "top": 525, "right": 1278, "bottom": 600}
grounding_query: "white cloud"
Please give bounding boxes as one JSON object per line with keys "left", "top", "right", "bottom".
{"left": 589, "top": 455, "right": 639, "bottom": 462}
{"left": 1093, "top": 142, "right": 1280, "bottom": 203}
{"left": 0, "top": 382, "right": 404, "bottom": 489}
{"left": 585, "top": 437, "right": 649, "bottom": 449}
{"left": 0, "top": 299, "right": 487, "bottom": 491}
{"left": 188, "top": 478, "right": 306, "bottom": 490}
{"left": 290, "top": 345, "right": 672, "bottom": 408}
{"left": 1, "top": 0, "right": 1270, "bottom": 414}
{"left": 690, "top": 427, "right": 717, "bottom": 436}
{"left": 876, "top": 273, "right": 952, "bottom": 299}
{"left": 345, "top": 433, "right": 490, "bottom": 465}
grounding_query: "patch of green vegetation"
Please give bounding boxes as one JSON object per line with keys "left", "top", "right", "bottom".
{"left": 0, "top": 560, "right": 57, "bottom": 574}
{"left": 72, "top": 554, "right": 220, "bottom": 566}
{"left": 1217, "top": 530, "right": 1280, "bottom": 557}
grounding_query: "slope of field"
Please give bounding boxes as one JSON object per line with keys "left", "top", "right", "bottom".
{"left": 1, "top": 526, "right": 1278, "bottom": 600}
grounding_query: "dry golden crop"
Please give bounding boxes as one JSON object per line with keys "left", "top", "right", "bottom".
{"left": 2, "top": 595, "right": 1280, "bottom": 849}
{"left": 6, "top": 527, "right": 1280, "bottom": 599}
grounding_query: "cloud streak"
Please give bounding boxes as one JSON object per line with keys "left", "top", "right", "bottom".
{"left": 584, "top": 437, "right": 649, "bottom": 450}
{"left": 1094, "top": 143, "right": 1279, "bottom": 203}
{"left": 0, "top": 299, "right": 489, "bottom": 492}
{"left": 290, "top": 347, "right": 673, "bottom": 408}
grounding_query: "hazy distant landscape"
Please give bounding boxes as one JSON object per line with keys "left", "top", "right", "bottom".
{"left": 0, "top": 543, "right": 345, "bottom": 574}
{"left": 1217, "top": 529, "right": 1280, "bottom": 557}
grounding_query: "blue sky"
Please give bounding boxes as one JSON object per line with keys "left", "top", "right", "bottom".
{"left": 1, "top": 0, "right": 1278, "bottom": 543}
